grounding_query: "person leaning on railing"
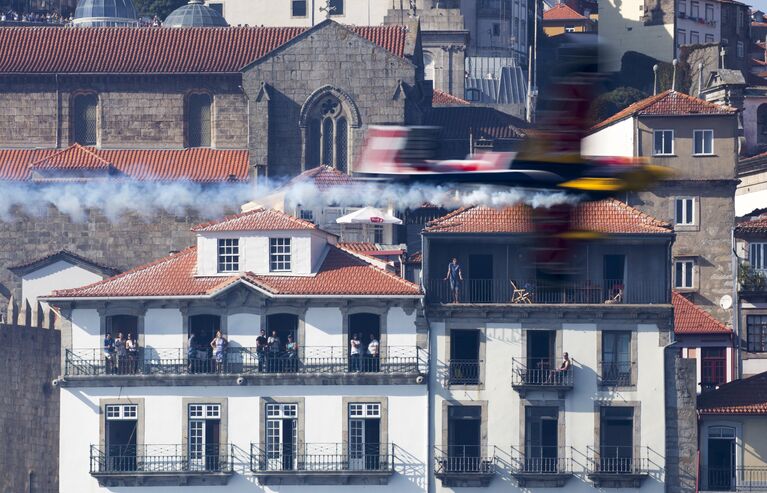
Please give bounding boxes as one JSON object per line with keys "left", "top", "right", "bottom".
{"left": 367, "top": 334, "right": 380, "bottom": 372}
{"left": 103, "top": 333, "right": 114, "bottom": 374}
{"left": 256, "top": 329, "right": 268, "bottom": 372}
{"left": 210, "top": 331, "right": 227, "bottom": 373}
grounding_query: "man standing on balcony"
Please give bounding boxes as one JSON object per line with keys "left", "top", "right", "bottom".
{"left": 368, "top": 333, "right": 380, "bottom": 372}
{"left": 268, "top": 330, "right": 281, "bottom": 372}
{"left": 444, "top": 257, "right": 464, "bottom": 303}
{"left": 350, "top": 333, "right": 362, "bottom": 372}
{"left": 103, "top": 333, "right": 114, "bottom": 374}
{"left": 256, "top": 329, "right": 268, "bottom": 372}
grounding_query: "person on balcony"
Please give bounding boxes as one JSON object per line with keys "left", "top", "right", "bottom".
{"left": 367, "top": 333, "right": 380, "bottom": 372}
{"left": 114, "top": 333, "right": 127, "bottom": 375}
{"left": 126, "top": 333, "right": 138, "bottom": 374}
{"left": 256, "top": 329, "right": 268, "bottom": 372}
{"left": 285, "top": 334, "right": 298, "bottom": 372}
{"left": 268, "top": 330, "right": 282, "bottom": 372}
{"left": 444, "top": 257, "right": 464, "bottom": 303}
{"left": 210, "top": 331, "right": 227, "bottom": 373}
{"left": 103, "top": 332, "right": 114, "bottom": 374}
{"left": 554, "top": 352, "right": 572, "bottom": 384}
{"left": 187, "top": 334, "right": 198, "bottom": 373}
{"left": 350, "top": 333, "right": 362, "bottom": 372}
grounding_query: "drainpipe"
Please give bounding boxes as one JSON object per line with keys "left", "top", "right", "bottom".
{"left": 732, "top": 229, "right": 742, "bottom": 378}
{"left": 55, "top": 74, "right": 61, "bottom": 148}
{"left": 422, "top": 233, "right": 434, "bottom": 493}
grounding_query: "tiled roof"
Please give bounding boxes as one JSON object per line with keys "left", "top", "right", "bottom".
{"left": 337, "top": 242, "right": 377, "bottom": 252}
{"left": 0, "top": 146, "right": 249, "bottom": 182}
{"left": 49, "top": 245, "right": 421, "bottom": 298}
{"left": 543, "top": 4, "right": 587, "bottom": 20}
{"left": 698, "top": 372, "right": 767, "bottom": 415}
{"left": 406, "top": 250, "right": 422, "bottom": 264}
{"left": 432, "top": 89, "right": 470, "bottom": 106}
{"left": 291, "top": 165, "right": 356, "bottom": 191}
{"left": 424, "top": 199, "right": 672, "bottom": 234}
{"left": 0, "top": 24, "right": 407, "bottom": 74}
{"left": 672, "top": 292, "right": 732, "bottom": 335}
{"left": 191, "top": 207, "right": 317, "bottom": 232}
{"left": 735, "top": 213, "right": 767, "bottom": 233}
{"left": 425, "top": 106, "right": 528, "bottom": 140}
{"left": 591, "top": 90, "right": 737, "bottom": 131}
{"left": 8, "top": 249, "right": 119, "bottom": 275}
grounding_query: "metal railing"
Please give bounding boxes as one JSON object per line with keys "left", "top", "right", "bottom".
{"left": 448, "top": 359, "right": 481, "bottom": 385}
{"left": 600, "top": 361, "right": 633, "bottom": 386}
{"left": 90, "top": 444, "right": 233, "bottom": 474}
{"left": 250, "top": 443, "right": 394, "bottom": 473}
{"left": 510, "top": 446, "right": 571, "bottom": 474}
{"left": 704, "top": 466, "right": 767, "bottom": 491}
{"left": 511, "top": 358, "right": 574, "bottom": 387}
{"left": 66, "top": 346, "right": 426, "bottom": 377}
{"left": 425, "top": 279, "right": 667, "bottom": 305}
{"left": 434, "top": 446, "right": 495, "bottom": 475}
{"left": 587, "top": 446, "right": 649, "bottom": 475}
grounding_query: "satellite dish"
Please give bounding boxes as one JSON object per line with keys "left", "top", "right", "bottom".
{"left": 719, "top": 295, "right": 733, "bottom": 310}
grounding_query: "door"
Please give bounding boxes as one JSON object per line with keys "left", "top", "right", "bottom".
{"left": 105, "top": 404, "right": 138, "bottom": 472}
{"left": 708, "top": 426, "right": 736, "bottom": 490}
{"left": 450, "top": 329, "right": 480, "bottom": 384}
{"left": 600, "top": 407, "right": 634, "bottom": 473}
{"left": 189, "top": 315, "right": 220, "bottom": 373}
{"left": 603, "top": 254, "right": 626, "bottom": 299}
{"left": 188, "top": 404, "right": 221, "bottom": 471}
{"left": 526, "top": 331, "right": 555, "bottom": 383}
{"left": 525, "top": 407, "right": 559, "bottom": 472}
{"left": 469, "top": 254, "right": 493, "bottom": 302}
{"left": 265, "top": 403, "right": 297, "bottom": 471}
{"left": 447, "top": 406, "right": 482, "bottom": 472}
{"left": 348, "top": 403, "right": 381, "bottom": 470}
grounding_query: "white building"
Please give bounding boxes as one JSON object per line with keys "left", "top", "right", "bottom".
{"left": 46, "top": 207, "right": 427, "bottom": 492}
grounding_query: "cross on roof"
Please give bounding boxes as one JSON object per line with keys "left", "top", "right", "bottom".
{"left": 320, "top": 0, "right": 336, "bottom": 18}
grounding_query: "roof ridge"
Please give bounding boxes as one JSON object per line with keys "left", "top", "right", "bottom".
{"left": 190, "top": 207, "right": 318, "bottom": 233}
{"left": 29, "top": 143, "right": 111, "bottom": 169}
{"left": 331, "top": 245, "right": 421, "bottom": 291}
{"left": 604, "top": 198, "right": 672, "bottom": 229}
{"left": 424, "top": 206, "right": 475, "bottom": 231}
{"left": 672, "top": 291, "right": 731, "bottom": 333}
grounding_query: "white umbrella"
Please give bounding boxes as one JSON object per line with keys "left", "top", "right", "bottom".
{"left": 335, "top": 207, "right": 403, "bottom": 225}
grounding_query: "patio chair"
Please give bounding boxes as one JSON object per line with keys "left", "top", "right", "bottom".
{"left": 510, "top": 281, "right": 532, "bottom": 304}
{"left": 604, "top": 284, "right": 624, "bottom": 304}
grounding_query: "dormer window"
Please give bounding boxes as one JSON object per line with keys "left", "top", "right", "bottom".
{"left": 270, "top": 238, "right": 291, "bottom": 272}
{"left": 217, "top": 239, "right": 239, "bottom": 273}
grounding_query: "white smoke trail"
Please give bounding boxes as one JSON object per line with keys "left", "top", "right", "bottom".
{"left": 0, "top": 178, "right": 581, "bottom": 222}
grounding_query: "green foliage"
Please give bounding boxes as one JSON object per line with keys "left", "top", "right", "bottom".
{"left": 133, "top": 0, "right": 186, "bottom": 19}
{"left": 588, "top": 86, "right": 648, "bottom": 122}
{"left": 739, "top": 262, "right": 767, "bottom": 291}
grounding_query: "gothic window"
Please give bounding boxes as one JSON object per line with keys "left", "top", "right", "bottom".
{"left": 308, "top": 95, "right": 350, "bottom": 172}
{"left": 72, "top": 93, "right": 98, "bottom": 145}
{"left": 187, "top": 93, "right": 212, "bottom": 148}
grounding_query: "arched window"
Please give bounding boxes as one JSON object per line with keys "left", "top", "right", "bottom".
{"left": 72, "top": 93, "right": 98, "bottom": 145}
{"left": 187, "top": 93, "right": 212, "bottom": 148}
{"left": 423, "top": 51, "right": 435, "bottom": 81}
{"left": 757, "top": 104, "right": 767, "bottom": 145}
{"left": 308, "top": 95, "right": 350, "bottom": 172}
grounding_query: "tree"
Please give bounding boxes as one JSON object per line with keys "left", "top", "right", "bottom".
{"left": 133, "top": 0, "right": 187, "bottom": 19}
{"left": 588, "top": 86, "right": 648, "bottom": 122}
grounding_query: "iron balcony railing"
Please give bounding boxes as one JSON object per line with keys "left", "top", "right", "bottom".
{"left": 704, "top": 466, "right": 767, "bottom": 491}
{"left": 587, "top": 446, "right": 650, "bottom": 475}
{"left": 447, "top": 359, "right": 481, "bottom": 385}
{"left": 89, "top": 444, "right": 233, "bottom": 475}
{"left": 510, "top": 446, "right": 571, "bottom": 474}
{"left": 425, "top": 279, "right": 668, "bottom": 305}
{"left": 65, "top": 345, "right": 426, "bottom": 377}
{"left": 434, "top": 446, "right": 495, "bottom": 475}
{"left": 511, "top": 357, "right": 574, "bottom": 387}
{"left": 249, "top": 443, "right": 394, "bottom": 473}
{"left": 600, "top": 361, "right": 633, "bottom": 386}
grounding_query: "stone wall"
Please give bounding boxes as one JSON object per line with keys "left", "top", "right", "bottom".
{"left": 664, "top": 352, "right": 698, "bottom": 493}
{"left": 0, "top": 89, "right": 58, "bottom": 148}
{"left": 0, "top": 322, "right": 60, "bottom": 493}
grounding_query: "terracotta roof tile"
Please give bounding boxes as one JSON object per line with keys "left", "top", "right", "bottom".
{"left": 735, "top": 213, "right": 767, "bottom": 233}
{"left": 0, "top": 25, "right": 407, "bottom": 74}
{"left": 591, "top": 90, "right": 737, "bottom": 131}
{"left": 432, "top": 89, "right": 470, "bottom": 106}
{"left": 191, "top": 207, "right": 317, "bottom": 232}
{"left": 424, "top": 199, "right": 671, "bottom": 234}
{"left": 0, "top": 146, "right": 249, "bottom": 182}
{"left": 290, "top": 165, "right": 357, "bottom": 191}
{"left": 49, "top": 245, "right": 421, "bottom": 298}
{"left": 672, "top": 292, "right": 732, "bottom": 334}
{"left": 337, "top": 242, "right": 377, "bottom": 252}
{"left": 425, "top": 106, "right": 528, "bottom": 140}
{"left": 543, "top": 4, "right": 587, "bottom": 19}
{"left": 698, "top": 372, "right": 767, "bottom": 415}
{"left": 8, "top": 249, "right": 119, "bottom": 275}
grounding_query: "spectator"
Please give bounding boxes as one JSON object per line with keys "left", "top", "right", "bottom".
{"left": 285, "top": 334, "right": 298, "bottom": 372}
{"left": 267, "top": 330, "right": 281, "bottom": 372}
{"left": 444, "top": 257, "right": 464, "bottom": 303}
{"left": 256, "top": 329, "right": 268, "bottom": 372}
{"left": 350, "top": 333, "right": 362, "bottom": 372}
{"left": 103, "top": 332, "right": 114, "bottom": 374}
{"left": 210, "top": 330, "right": 227, "bottom": 373}
{"left": 553, "top": 352, "right": 572, "bottom": 384}
{"left": 367, "top": 333, "right": 380, "bottom": 372}
{"left": 126, "top": 333, "right": 138, "bottom": 374}
{"left": 114, "top": 332, "right": 127, "bottom": 374}
{"left": 187, "top": 333, "right": 197, "bottom": 373}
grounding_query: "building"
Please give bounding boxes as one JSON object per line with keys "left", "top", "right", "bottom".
{"left": 697, "top": 371, "right": 767, "bottom": 492}
{"left": 542, "top": 3, "right": 594, "bottom": 36}
{"left": 583, "top": 90, "right": 739, "bottom": 324}
{"left": 45, "top": 207, "right": 428, "bottom": 491}
{"left": 420, "top": 199, "right": 686, "bottom": 491}
{"left": 72, "top": 0, "right": 138, "bottom": 26}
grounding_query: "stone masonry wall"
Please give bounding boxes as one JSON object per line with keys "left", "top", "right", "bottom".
{"left": 664, "top": 352, "right": 698, "bottom": 493}
{"left": 0, "top": 90, "right": 58, "bottom": 148}
{"left": 0, "top": 323, "right": 60, "bottom": 493}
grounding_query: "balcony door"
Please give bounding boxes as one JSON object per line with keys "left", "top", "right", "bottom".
{"left": 603, "top": 254, "right": 625, "bottom": 300}
{"left": 599, "top": 407, "right": 634, "bottom": 473}
{"left": 447, "top": 405, "right": 482, "bottom": 471}
{"left": 265, "top": 403, "right": 297, "bottom": 471}
{"left": 527, "top": 330, "right": 555, "bottom": 382}
{"left": 450, "top": 329, "right": 480, "bottom": 385}
{"left": 707, "top": 426, "right": 736, "bottom": 491}
{"left": 469, "top": 254, "right": 493, "bottom": 302}
{"left": 525, "top": 407, "right": 558, "bottom": 472}
{"left": 189, "top": 314, "right": 220, "bottom": 372}
{"left": 105, "top": 404, "right": 138, "bottom": 472}
{"left": 188, "top": 404, "right": 221, "bottom": 471}
{"left": 348, "top": 403, "right": 381, "bottom": 470}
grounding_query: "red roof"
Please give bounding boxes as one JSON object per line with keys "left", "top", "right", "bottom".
{"left": 0, "top": 24, "right": 407, "bottom": 74}
{"left": 698, "top": 372, "right": 767, "bottom": 415}
{"left": 0, "top": 146, "right": 249, "bottom": 182}
{"left": 290, "top": 165, "right": 357, "bottom": 191}
{"left": 337, "top": 242, "right": 377, "bottom": 252}
{"left": 432, "top": 89, "right": 470, "bottom": 106}
{"left": 49, "top": 245, "right": 421, "bottom": 298}
{"left": 543, "top": 4, "right": 587, "bottom": 20}
{"left": 591, "top": 90, "right": 737, "bottom": 131}
{"left": 735, "top": 213, "right": 767, "bottom": 233}
{"left": 424, "top": 199, "right": 672, "bottom": 234}
{"left": 191, "top": 207, "right": 317, "bottom": 232}
{"left": 672, "top": 292, "right": 731, "bottom": 335}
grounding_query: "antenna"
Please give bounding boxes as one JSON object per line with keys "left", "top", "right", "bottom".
{"left": 698, "top": 61, "right": 704, "bottom": 97}
{"left": 653, "top": 64, "right": 659, "bottom": 95}
{"left": 671, "top": 59, "right": 678, "bottom": 92}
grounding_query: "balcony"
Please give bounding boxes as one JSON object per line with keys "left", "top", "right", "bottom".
{"left": 249, "top": 443, "right": 394, "bottom": 485}
{"left": 739, "top": 263, "right": 767, "bottom": 293}
{"left": 447, "top": 359, "right": 481, "bottom": 386}
{"left": 509, "top": 446, "right": 573, "bottom": 487}
{"left": 701, "top": 466, "right": 767, "bottom": 491}
{"left": 64, "top": 346, "right": 427, "bottom": 385}
{"left": 511, "top": 358, "right": 573, "bottom": 396}
{"left": 89, "top": 444, "right": 233, "bottom": 487}
{"left": 425, "top": 279, "right": 668, "bottom": 305}
{"left": 434, "top": 446, "right": 496, "bottom": 487}
{"left": 600, "top": 361, "right": 633, "bottom": 387}
{"left": 586, "top": 446, "right": 650, "bottom": 488}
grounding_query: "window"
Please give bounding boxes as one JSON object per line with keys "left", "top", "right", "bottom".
{"left": 599, "top": 407, "right": 635, "bottom": 472}
{"left": 265, "top": 403, "right": 298, "bottom": 471}
{"left": 269, "top": 238, "right": 291, "bottom": 272}
{"left": 565, "top": 24, "right": 576, "bottom": 32}
{"left": 653, "top": 129, "right": 674, "bottom": 155}
{"left": 291, "top": 0, "right": 306, "bottom": 16}
{"left": 691, "top": 0, "right": 699, "bottom": 17}
{"left": 694, "top": 129, "right": 714, "bottom": 155}
{"left": 678, "top": 29, "right": 687, "bottom": 45}
{"left": 187, "top": 93, "right": 212, "bottom": 148}
{"left": 329, "top": 0, "right": 343, "bottom": 15}
{"left": 188, "top": 403, "right": 222, "bottom": 471}
{"left": 373, "top": 224, "right": 384, "bottom": 244}
{"left": 307, "top": 95, "right": 350, "bottom": 172}
{"left": 747, "top": 315, "right": 767, "bottom": 352}
{"left": 701, "top": 348, "right": 726, "bottom": 386}
{"left": 690, "top": 31, "right": 700, "bottom": 44}
{"left": 72, "top": 93, "right": 98, "bottom": 145}
{"left": 105, "top": 403, "right": 139, "bottom": 472}
{"left": 348, "top": 402, "right": 382, "bottom": 470}
{"left": 679, "top": 0, "right": 686, "bottom": 14}
{"left": 737, "top": 41, "right": 744, "bottom": 58}
{"left": 705, "top": 34, "right": 714, "bottom": 43}
{"left": 208, "top": 2, "right": 222, "bottom": 14}
{"left": 675, "top": 198, "right": 695, "bottom": 225}
{"left": 217, "top": 239, "right": 239, "bottom": 273}
{"left": 675, "top": 259, "right": 695, "bottom": 289}
{"left": 465, "top": 88, "right": 481, "bottom": 101}
{"left": 705, "top": 3, "right": 713, "bottom": 20}
{"left": 750, "top": 243, "right": 767, "bottom": 270}
{"left": 602, "top": 331, "right": 632, "bottom": 386}
{"left": 449, "top": 329, "right": 480, "bottom": 385}
{"left": 299, "top": 209, "right": 314, "bottom": 224}
{"left": 106, "top": 404, "right": 138, "bottom": 419}
{"left": 493, "top": 23, "right": 501, "bottom": 35}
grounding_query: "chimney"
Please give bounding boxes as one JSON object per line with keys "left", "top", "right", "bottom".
{"left": 698, "top": 62, "right": 704, "bottom": 97}
{"left": 671, "top": 59, "right": 678, "bottom": 92}
{"left": 653, "top": 64, "right": 659, "bottom": 95}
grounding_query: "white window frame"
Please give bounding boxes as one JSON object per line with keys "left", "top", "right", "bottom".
{"left": 678, "top": 29, "right": 687, "bottom": 45}
{"left": 705, "top": 33, "right": 714, "bottom": 43}
{"left": 653, "top": 129, "right": 674, "bottom": 156}
{"left": 299, "top": 209, "right": 314, "bottom": 223}
{"left": 691, "top": 0, "right": 700, "bottom": 17}
{"left": 750, "top": 243, "right": 767, "bottom": 271}
{"left": 105, "top": 404, "right": 138, "bottom": 420}
{"left": 349, "top": 403, "right": 381, "bottom": 418}
{"left": 694, "top": 129, "right": 714, "bottom": 155}
{"left": 291, "top": 0, "right": 307, "bottom": 17}
{"left": 217, "top": 238, "right": 239, "bottom": 273}
{"left": 690, "top": 31, "right": 700, "bottom": 44}
{"left": 269, "top": 238, "right": 292, "bottom": 272}
{"left": 679, "top": 0, "right": 686, "bottom": 14}
{"left": 266, "top": 403, "right": 298, "bottom": 418}
{"left": 705, "top": 3, "right": 714, "bottom": 21}
{"left": 675, "top": 197, "right": 695, "bottom": 226}
{"left": 675, "top": 259, "right": 696, "bottom": 289}
{"left": 189, "top": 403, "right": 221, "bottom": 419}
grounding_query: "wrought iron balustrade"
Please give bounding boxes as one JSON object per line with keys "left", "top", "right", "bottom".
{"left": 250, "top": 443, "right": 394, "bottom": 473}
{"left": 89, "top": 443, "right": 233, "bottom": 474}
{"left": 434, "top": 445, "right": 495, "bottom": 475}
{"left": 510, "top": 446, "right": 571, "bottom": 474}
{"left": 511, "top": 357, "right": 574, "bottom": 388}
{"left": 447, "top": 359, "right": 481, "bottom": 385}
{"left": 704, "top": 466, "right": 767, "bottom": 491}
{"left": 587, "top": 446, "right": 649, "bottom": 475}
{"left": 600, "top": 361, "right": 633, "bottom": 386}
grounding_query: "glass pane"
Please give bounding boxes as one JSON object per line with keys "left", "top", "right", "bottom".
{"left": 336, "top": 118, "right": 348, "bottom": 173}
{"left": 654, "top": 132, "right": 663, "bottom": 154}
{"left": 188, "top": 94, "right": 212, "bottom": 148}
{"left": 675, "top": 262, "right": 684, "bottom": 287}
{"left": 322, "top": 118, "right": 334, "bottom": 165}
{"left": 685, "top": 263, "right": 693, "bottom": 287}
{"left": 74, "top": 94, "right": 98, "bottom": 145}
{"left": 685, "top": 200, "right": 693, "bottom": 224}
{"left": 675, "top": 200, "right": 683, "bottom": 224}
